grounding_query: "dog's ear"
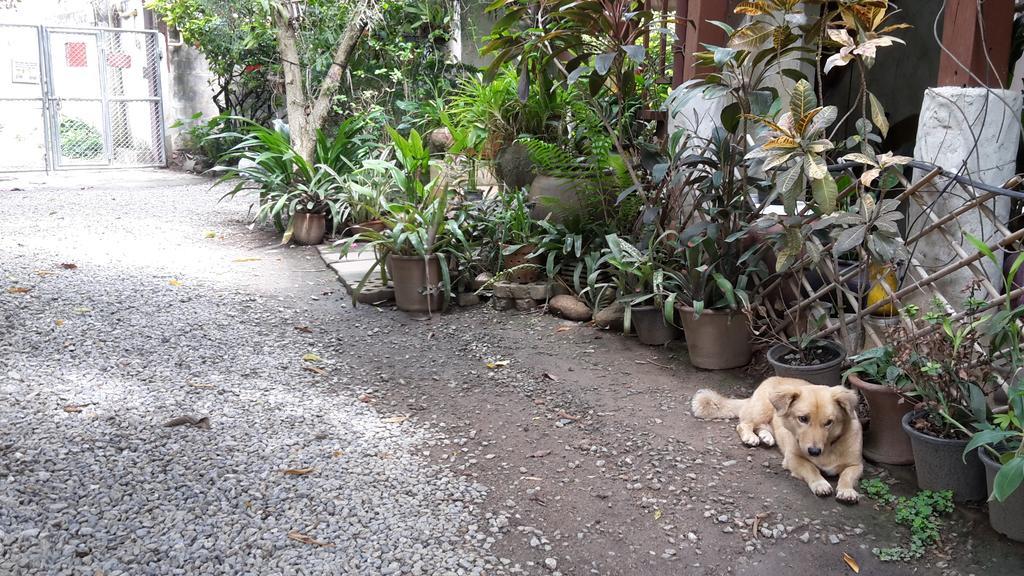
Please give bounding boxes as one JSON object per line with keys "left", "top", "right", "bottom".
{"left": 831, "top": 386, "right": 858, "bottom": 418}
{"left": 770, "top": 388, "right": 799, "bottom": 414}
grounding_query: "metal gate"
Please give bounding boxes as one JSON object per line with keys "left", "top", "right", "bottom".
{"left": 0, "top": 24, "right": 165, "bottom": 172}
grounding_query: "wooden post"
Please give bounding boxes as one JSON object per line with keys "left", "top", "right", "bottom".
{"left": 936, "top": 0, "right": 1014, "bottom": 88}
{"left": 678, "top": 0, "right": 729, "bottom": 84}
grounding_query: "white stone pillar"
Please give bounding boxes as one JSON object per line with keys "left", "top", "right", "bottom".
{"left": 909, "top": 87, "right": 1022, "bottom": 310}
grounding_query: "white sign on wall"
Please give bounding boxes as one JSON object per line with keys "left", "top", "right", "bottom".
{"left": 11, "top": 60, "right": 40, "bottom": 84}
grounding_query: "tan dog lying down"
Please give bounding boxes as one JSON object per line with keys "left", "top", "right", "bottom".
{"left": 691, "top": 377, "right": 863, "bottom": 503}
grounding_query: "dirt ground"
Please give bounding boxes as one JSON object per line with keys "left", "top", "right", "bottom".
{"left": 4, "top": 169, "right": 1023, "bottom": 575}
{"left": 328, "top": 301, "right": 1024, "bottom": 576}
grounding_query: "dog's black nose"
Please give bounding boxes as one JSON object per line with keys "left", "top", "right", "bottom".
{"left": 807, "top": 447, "right": 822, "bottom": 457}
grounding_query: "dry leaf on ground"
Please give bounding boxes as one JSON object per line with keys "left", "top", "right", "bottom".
{"left": 485, "top": 359, "right": 509, "bottom": 369}
{"left": 303, "top": 366, "right": 327, "bottom": 376}
{"left": 294, "top": 326, "right": 313, "bottom": 333}
{"left": 35, "top": 270, "right": 55, "bottom": 276}
{"left": 54, "top": 319, "right": 64, "bottom": 327}
{"left": 163, "top": 415, "right": 210, "bottom": 429}
{"left": 302, "top": 353, "right": 321, "bottom": 362}
{"left": 204, "top": 231, "right": 216, "bottom": 238}
{"left": 332, "top": 450, "right": 345, "bottom": 458}
{"left": 381, "top": 415, "right": 408, "bottom": 424}
{"left": 654, "top": 509, "right": 663, "bottom": 520}
{"left": 286, "top": 530, "right": 332, "bottom": 547}
{"left": 842, "top": 552, "right": 860, "bottom": 573}
{"left": 7, "top": 287, "right": 30, "bottom": 294}
{"left": 233, "top": 257, "right": 260, "bottom": 263}
{"left": 60, "top": 263, "right": 77, "bottom": 270}
{"left": 168, "top": 279, "right": 183, "bottom": 286}
{"left": 555, "top": 325, "right": 573, "bottom": 332}
{"left": 74, "top": 307, "right": 92, "bottom": 314}
{"left": 283, "top": 467, "right": 316, "bottom": 476}
{"left": 63, "top": 404, "right": 86, "bottom": 413}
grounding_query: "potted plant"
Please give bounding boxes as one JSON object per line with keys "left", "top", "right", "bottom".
{"left": 844, "top": 344, "right": 916, "bottom": 464}
{"left": 961, "top": 243, "right": 1024, "bottom": 538}
{"left": 603, "top": 233, "right": 682, "bottom": 346}
{"left": 766, "top": 318, "right": 848, "bottom": 387}
{"left": 213, "top": 118, "right": 371, "bottom": 245}
{"left": 337, "top": 195, "right": 455, "bottom": 315}
{"left": 892, "top": 304, "right": 996, "bottom": 502}
{"left": 335, "top": 129, "right": 456, "bottom": 316}
{"left": 492, "top": 187, "right": 544, "bottom": 284}
{"left": 966, "top": 384, "right": 1024, "bottom": 541}
{"left": 674, "top": 229, "right": 757, "bottom": 369}
{"left": 660, "top": 123, "right": 766, "bottom": 370}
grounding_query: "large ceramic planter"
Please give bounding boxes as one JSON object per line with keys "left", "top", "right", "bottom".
{"left": 980, "top": 448, "right": 1024, "bottom": 542}
{"left": 630, "top": 305, "right": 679, "bottom": 346}
{"left": 528, "top": 175, "right": 581, "bottom": 222}
{"left": 902, "top": 410, "right": 986, "bottom": 502}
{"left": 767, "top": 340, "right": 846, "bottom": 387}
{"left": 501, "top": 244, "right": 542, "bottom": 284}
{"left": 292, "top": 212, "right": 326, "bottom": 246}
{"left": 677, "top": 307, "right": 752, "bottom": 370}
{"left": 388, "top": 254, "right": 445, "bottom": 315}
{"left": 848, "top": 374, "right": 914, "bottom": 465}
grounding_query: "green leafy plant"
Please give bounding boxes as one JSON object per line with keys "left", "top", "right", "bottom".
{"left": 170, "top": 112, "right": 235, "bottom": 162}
{"left": 59, "top": 117, "right": 103, "bottom": 159}
{"left": 860, "top": 477, "right": 953, "bottom": 561}
{"left": 960, "top": 238, "right": 1024, "bottom": 502}
{"left": 602, "top": 232, "right": 683, "bottom": 331}
{"left": 844, "top": 345, "right": 914, "bottom": 391}
{"left": 211, "top": 117, "right": 370, "bottom": 238}
{"left": 886, "top": 302, "right": 996, "bottom": 439}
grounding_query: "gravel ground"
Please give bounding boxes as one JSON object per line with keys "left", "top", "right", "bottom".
{"left": 0, "top": 171, "right": 510, "bottom": 575}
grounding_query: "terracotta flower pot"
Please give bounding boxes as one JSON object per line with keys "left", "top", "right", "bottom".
{"left": 345, "top": 219, "right": 388, "bottom": 236}
{"left": 767, "top": 340, "right": 846, "bottom": 387}
{"left": 630, "top": 305, "right": 680, "bottom": 346}
{"left": 848, "top": 374, "right": 914, "bottom": 465}
{"left": 291, "top": 212, "right": 326, "bottom": 246}
{"left": 388, "top": 254, "right": 446, "bottom": 315}
{"left": 902, "top": 410, "right": 986, "bottom": 502}
{"left": 501, "top": 243, "right": 542, "bottom": 284}
{"left": 980, "top": 448, "right": 1024, "bottom": 542}
{"left": 677, "top": 307, "right": 752, "bottom": 370}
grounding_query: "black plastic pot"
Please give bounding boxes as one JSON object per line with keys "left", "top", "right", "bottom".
{"left": 901, "top": 410, "right": 986, "bottom": 502}
{"left": 630, "top": 305, "right": 679, "bottom": 346}
{"left": 980, "top": 448, "right": 1024, "bottom": 541}
{"left": 767, "top": 340, "right": 846, "bottom": 387}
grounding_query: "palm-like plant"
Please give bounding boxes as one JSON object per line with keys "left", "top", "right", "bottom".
{"left": 602, "top": 232, "right": 684, "bottom": 329}
{"left": 212, "top": 116, "right": 372, "bottom": 238}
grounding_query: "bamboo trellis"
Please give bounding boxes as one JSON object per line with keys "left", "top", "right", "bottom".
{"left": 764, "top": 161, "right": 1024, "bottom": 354}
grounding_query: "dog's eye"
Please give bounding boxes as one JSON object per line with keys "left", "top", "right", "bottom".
{"left": 798, "top": 415, "right": 809, "bottom": 424}
{"left": 824, "top": 419, "right": 833, "bottom": 427}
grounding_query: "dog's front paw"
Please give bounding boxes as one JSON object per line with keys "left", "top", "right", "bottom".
{"left": 809, "top": 479, "right": 833, "bottom": 497}
{"left": 740, "top": 434, "right": 760, "bottom": 447}
{"left": 835, "top": 488, "right": 859, "bottom": 504}
{"left": 757, "top": 429, "right": 775, "bottom": 446}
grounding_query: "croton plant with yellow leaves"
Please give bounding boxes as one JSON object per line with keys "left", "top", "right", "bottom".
{"left": 668, "top": 0, "right": 913, "bottom": 332}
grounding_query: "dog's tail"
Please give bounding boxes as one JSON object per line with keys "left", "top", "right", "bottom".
{"left": 691, "top": 389, "right": 747, "bottom": 419}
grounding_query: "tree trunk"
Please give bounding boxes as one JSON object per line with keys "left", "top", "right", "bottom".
{"left": 272, "top": 5, "right": 311, "bottom": 163}
{"left": 272, "top": 0, "right": 372, "bottom": 167}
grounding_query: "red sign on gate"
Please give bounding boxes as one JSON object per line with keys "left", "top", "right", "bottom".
{"left": 65, "top": 42, "right": 87, "bottom": 67}
{"left": 106, "top": 52, "right": 131, "bottom": 69}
